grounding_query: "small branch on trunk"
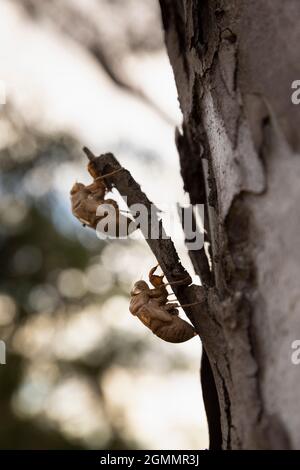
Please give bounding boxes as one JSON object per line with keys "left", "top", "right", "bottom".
{"left": 83, "top": 147, "right": 206, "bottom": 324}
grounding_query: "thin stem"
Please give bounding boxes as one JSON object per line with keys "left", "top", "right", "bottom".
{"left": 180, "top": 301, "right": 202, "bottom": 308}
{"left": 94, "top": 168, "right": 124, "bottom": 181}
{"left": 164, "top": 276, "right": 191, "bottom": 288}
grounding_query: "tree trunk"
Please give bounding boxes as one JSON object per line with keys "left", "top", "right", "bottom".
{"left": 159, "top": 0, "right": 300, "bottom": 449}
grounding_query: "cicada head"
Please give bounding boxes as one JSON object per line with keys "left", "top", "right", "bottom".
{"left": 130, "top": 280, "right": 149, "bottom": 296}
{"left": 70, "top": 182, "right": 85, "bottom": 195}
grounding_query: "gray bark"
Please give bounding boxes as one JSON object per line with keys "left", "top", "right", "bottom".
{"left": 159, "top": 0, "right": 300, "bottom": 449}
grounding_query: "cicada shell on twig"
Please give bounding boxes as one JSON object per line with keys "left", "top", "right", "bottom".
{"left": 129, "top": 265, "right": 198, "bottom": 343}
{"left": 70, "top": 160, "right": 133, "bottom": 235}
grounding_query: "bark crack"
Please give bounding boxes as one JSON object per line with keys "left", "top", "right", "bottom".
{"left": 215, "top": 361, "right": 232, "bottom": 449}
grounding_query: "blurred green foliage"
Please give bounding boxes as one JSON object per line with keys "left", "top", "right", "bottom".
{"left": 0, "top": 126, "right": 139, "bottom": 448}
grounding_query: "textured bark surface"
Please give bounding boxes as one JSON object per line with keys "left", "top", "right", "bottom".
{"left": 159, "top": 0, "right": 300, "bottom": 449}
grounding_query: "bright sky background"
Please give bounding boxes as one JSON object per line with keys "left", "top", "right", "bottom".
{"left": 0, "top": 0, "right": 209, "bottom": 449}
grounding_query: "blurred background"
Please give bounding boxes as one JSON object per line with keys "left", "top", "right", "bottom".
{"left": 0, "top": 0, "right": 208, "bottom": 449}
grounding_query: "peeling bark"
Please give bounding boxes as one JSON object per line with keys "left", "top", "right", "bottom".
{"left": 160, "top": 0, "right": 300, "bottom": 449}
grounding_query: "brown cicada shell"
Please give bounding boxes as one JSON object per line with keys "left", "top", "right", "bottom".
{"left": 70, "top": 161, "right": 132, "bottom": 234}
{"left": 129, "top": 266, "right": 198, "bottom": 343}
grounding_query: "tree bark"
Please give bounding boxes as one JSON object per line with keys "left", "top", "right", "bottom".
{"left": 159, "top": 0, "right": 300, "bottom": 449}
